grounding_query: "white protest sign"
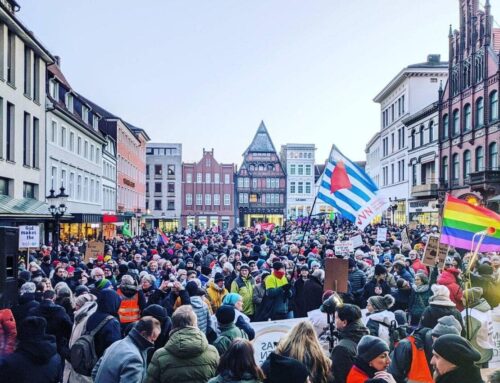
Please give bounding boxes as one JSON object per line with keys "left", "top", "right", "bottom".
{"left": 350, "top": 235, "right": 363, "bottom": 249}
{"left": 18, "top": 225, "right": 40, "bottom": 249}
{"left": 334, "top": 240, "right": 354, "bottom": 256}
{"left": 377, "top": 227, "right": 387, "bottom": 242}
{"left": 251, "top": 318, "right": 305, "bottom": 364}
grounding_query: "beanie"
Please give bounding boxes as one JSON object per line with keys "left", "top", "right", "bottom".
{"left": 431, "top": 315, "right": 462, "bottom": 337}
{"left": 463, "top": 287, "right": 483, "bottom": 307}
{"left": 272, "top": 261, "right": 284, "bottom": 270}
{"left": 142, "top": 304, "right": 168, "bottom": 325}
{"left": 19, "top": 270, "right": 31, "bottom": 282}
{"left": 222, "top": 293, "right": 241, "bottom": 306}
{"left": 368, "top": 294, "right": 395, "bottom": 311}
{"left": 214, "top": 272, "right": 224, "bottom": 283}
{"left": 74, "top": 285, "right": 90, "bottom": 297}
{"left": 118, "top": 264, "right": 129, "bottom": 274}
{"left": 433, "top": 334, "right": 481, "bottom": 366}
{"left": 374, "top": 264, "right": 387, "bottom": 276}
{"left": 96, "top": 278, "right": 112, "bottom": 290}
{"left": 429, "top": 284, "right": 456, "bottom": 307}
{"left": 216, "top": 305, "right": 236, "bottom": 325}
{"left": 267, "top": 353, "right": 309, "bottom": 383}
{"left": 19, "top": 316, "right": 47, "bottom": 341}
{"left": 357, "top": 335, "right": 390, "bottom": 363}
{"left": 185, "top": 281, "right": 200, "bottom": 297}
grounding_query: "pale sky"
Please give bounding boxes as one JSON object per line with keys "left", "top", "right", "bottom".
{"left": 18, "top": 1, "right": 499, "bottom": 164}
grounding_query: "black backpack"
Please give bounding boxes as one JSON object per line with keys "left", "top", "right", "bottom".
{"left": 70, "top": 315, "right": 114, "bottom": 376}
{"left": 377, "top": 320, "right": 408, "bottom": 350}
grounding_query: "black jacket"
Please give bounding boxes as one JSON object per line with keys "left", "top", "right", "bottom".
{"left": 420, "top": 304, "right": 465, "bottom": 335}
{"left": 12, "top": 293, "right": 39, "bottom": 332}
{"left": 293, "top": 278, "right": 308, "bottom": 318}
{"left": 304, "top": 276, "right": 324, "bottom": 313}
{"left": 435, "top": 364, "right": 483, "bottom": 383}
{"left": 362, "top": 279, "right": 391, "bottom": 307}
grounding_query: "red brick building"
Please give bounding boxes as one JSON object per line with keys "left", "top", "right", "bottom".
{"left": 439, "top": 0, "right": 500, "bottom": 211}
{"left": 181, "top": 149, "right": 236, "bottom": 230}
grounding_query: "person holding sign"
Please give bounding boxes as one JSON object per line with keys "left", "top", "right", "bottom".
{"left": 264, "top": 262, "right": 292, "bottom": 321}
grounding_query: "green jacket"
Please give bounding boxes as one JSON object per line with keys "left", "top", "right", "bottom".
{"left": 145, "top": 326, "right": 219, "bottom": 383}
{"left": 213, "top": 323, "right": 248, "bottom": 356}
{"left": 230, "top": 276, "right": 255, "bottom": 316}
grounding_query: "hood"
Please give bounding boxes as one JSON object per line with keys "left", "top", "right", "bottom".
{"left": 165, "top": 326, "right": 208, "bottom": 358}
{"left": 208, "top": 280, "right": 224, "bottom": 292}
{"left": 367, "top": 310, "right": 395, "bottom": 325}
{"left": 339, "top": 319, "right": 369, "bottom": 343}
{"left": 97, "top": 289, "right": 122, "bottom": 315}
{"left": 471, "top": 298, "right": 491, "bottom": 312}
{"left": 437, "top": 270, "right": 458, "bottom": 286}
{"left": 119, "top": 285, "right": 138, "bottom": 298}
{"left": 190, "top": 296, "right": 205, "bottom": 310}
{"left": 74, "top": 301, "right": 97, "bottom": 324}
{"left": 18, "top": 335, "right": 57, "bottom": 364}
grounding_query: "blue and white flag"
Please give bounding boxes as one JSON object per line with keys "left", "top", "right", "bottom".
{"left": 317, "top": 145, "right": 388, "bottom": 229}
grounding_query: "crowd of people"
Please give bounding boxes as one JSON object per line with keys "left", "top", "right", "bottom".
{"left": 0, "top": 220, "right": 499, "bottom": 383}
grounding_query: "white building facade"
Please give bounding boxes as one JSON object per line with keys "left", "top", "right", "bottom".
{"left": 373, "top": 55, "right": 448, "bottom": 225}
{"left": 280, "top": 144, "right": 316, "bottom": 219}
{"left": 365, "top": 132, "right": 381, "bottom": 188}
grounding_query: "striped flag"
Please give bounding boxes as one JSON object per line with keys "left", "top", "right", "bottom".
{"left": 157, "top": 227, "right": 169, "bottom": 244}
{"left": 317, "top": 145, "right": 389, "bottom": 229}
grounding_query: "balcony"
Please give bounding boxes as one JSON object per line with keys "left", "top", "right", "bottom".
{"left": 468, "top": 168, "right": 500, "bottom": 196}
{"left": 411, "top": 181, "right": 438, "bottom": 198}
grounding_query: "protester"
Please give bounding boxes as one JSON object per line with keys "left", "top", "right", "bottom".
{"left": 420, "top": 284, "right": 464, "bottom": 332}
{"left": 362, "top": 265, "right": 391, "bottom": 306}
{"left": 437, "top": 261, "right": 464, "bottom": 311}
{"left": 230, "top": 263, "right": 256, "bottom": 319}
{"left": 213, "top": 305, "right": 248, "bottom": 356}
{"left": 294, "top": 265, "right": 310, "bottom": 318}
{"left": 304, "top": 269, "right": 325, "bottom": 314}
{"left": 407, "top": 272, "right": 431, "bottom": 326}
{"left": 364, "top": 295, "right": 396, "bottom": 347}
{"left": 264, "top": 352, "right": 310, "bottom": 383}
{"left": 12, "top": 282, "right": 39, "bottom": 332}
{"left": 116, "top": 275, "right": 146, "bottom": 330}
{"left": 223, "top": 293, "right": 255, "bottom": 339}
{"left": 207, "top": 272, "right": 229, "bottom": 313}
{"left": 264, "top": 261, "right": 292, "bottom": 320}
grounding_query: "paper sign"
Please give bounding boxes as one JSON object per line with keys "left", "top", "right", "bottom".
{"left": 377, "top": 227, "right": 387, "bottom": 242}
{"left": 334, "top": 240, "right": 354, "bottom": 256}
{"left": 422, "top": 235, "right": 439, "bottom": 266}
{"left": 324, "top": 258, "right": 349, "bottom": 293}
{"left": 85, "top": 241, "right": 105, "bottom": 262}
{"left": 18, "top": 225, "right": 40, "bottom": 249}
{"left": 436, "top": 241, "right": 450, "bottom": 270}
{"left": 401, "top": 227, "right": 410, "bottom": 247}
{"left": 350, "top": 235, "right": 363, "bottom": 249}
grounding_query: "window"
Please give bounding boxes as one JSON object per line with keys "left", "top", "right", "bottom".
{"left": 305, "top": 182, "right": 311, "bottom": 194}
{"left": 196, "top": 173, "right": 202, "bottom": 183}
{"left": 463, "top": 150, "right": 471, "bottom": 178}
{"left": 186, "top": 193, "right": 193, "bottom": 205}
{"left": 305, "top": 165, "right": 311, "bottom": 175}
{"left": 155, "top": 182, "right": 162, "bottom": 193}
{"left": 6, "top": 102, "right": 14, "bottom": 161}
{"left": 489, "top": 142, "right": 498, "bottom": 169}
{"left": 452, "top": 109, "right": 460, "bottom": 136}
{"left": 412, "top": 164, "right": 417, "bottom": 186}
{"left": 154, "top": 200, "right": 162, "bottom": 210}
{"left": 90, "top": 179, "right": 94, "bottom": 201}
{"left": 24, "top": 46, "right": 31, "bottom": 97}
{"left": 90, "top": 144, "right": 95, "bottom": 161}
{"left": 391, "top": 163, "right": 395, "bottom": 184}
{"left": 146, "top": 182, "right": 149, "bottom": 193}
{"left": 23, "top": 182, "right": 35, "bottom": 199}
{"left": 429, "top": 121, "right": 434, "bottom": 142}
{"left": 298, "top": 165, "right": 304, "bottom": 175}
{"left": 290, "top": 182, "right": 296, "bottom": 194}
{"left": 214, "top": 194, "right": 220, "bottom": 205}
{"left": 32, "top": 117, "right": 39, "bottom": 168}
{"left": 7, "top": 31, "right": 15, "bottom": 85}
{"left": 69, "top": 173, "right": 74, "bottom": 198}
{"left": 33, "top": 56, "right": 40, "bottom": 102}
{"left": 224, "top": 194, "right": 230, "bottom": 206}
{"left": 65, "top": 93, "right": 74, "bottom": 112}
{"left": 23, "top": 112, "right": 30, "bottom": 166}
{"left": 464, "top": 104, "right": 471, "bottom": 132}
{"left": 69, "top": 132, "right": 75, "bottom": 151}
{"left": 96, "top": 148, "right": 100, "bottom": 163}
{"left": 167, "top": 200, "right": 174, "bottom": 210}
{"left": 196, "top": 194, "right": 202, "bottom": 205}
{"left": 84, "top": 141, "right": 88, "bottom": 158}
{"left": 167, "top": 165, "right": 175, "bottom": 176}
{"left": 298, "top": 182, "right": 303, "bottom": 194}
{"left": 60, "top": 126, "right": 66, "bottom": 148}
{"left": 442, "top": 114, "right": 449, "bottom": 139}
{"left": 290, "top": 164, "right": 296, "bottom": 175}
{"left": 77, "top": 175, "right": 82, "bottom": 199}
{"left": 83, "top": 177, "right": 89, "bottom": 201}
{"left": 476, "top": 147, "right": 484, "bottom": 171}
{"left": 0, "top": 178, "right": 9, "bottom": 196}
{"left": 476, "top": 97, "right": 484, "bottom": 128}
{"left": 419, "top": 125, "right": 424, "bottom": 147}
{"left": 93, "top": 115, "right": 99, "bottom": 130}
{"left": 154, "top": 164, "right": 162, "bottom": 176}
{"left": 411, "top": 129, "right": 416, "bottom": 149}
{"left": 490, "top": 90, "right": 498, "bottom": 122}
{"left": 214, "top": 173, "right": 220, "bottom": 184}
{"left": 77, "top": 137, "right": 82, "bottom": 155}
{"left": 82, "top": 105, "right": 89, "bottom": 124}
{"left": 224, "top": 174, "right": 230, "bottom": 184}
{"left": 244, "top": 178, "right": 249, "bottom": 188}
{"left": 166, "top": 182, "right": 174, "bottom": 193}
{"left": 452, "top": 154, "right": 459, "bottom": 180}
{"left": 205, "top": 194, "right": 211, "bottom": 205}
{"left": 205, "top": 173, "right": 211, "bottom": 184}
{"left": 391, "top": 133, "right": 395, "bottom": 152}
{"left": 186, "top": 173, "right": 192, "bottom": 183}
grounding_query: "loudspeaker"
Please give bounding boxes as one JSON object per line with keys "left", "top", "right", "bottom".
{"left": 0, "top": 226, "right": 19, "bottom": 308}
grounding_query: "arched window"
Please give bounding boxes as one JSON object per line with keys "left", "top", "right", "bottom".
{"left": 442, "top": 156, "right": 449, "bottom": 182}
{"left": 452, "top": 154, "right": 459, "bottom": 180}
{"left": 419, "top": 125, "right": 424, "bottom": 146}
{"left": 490, "top": 90, "right": 498, "bottom": 122}
{"left": 442, "top": 114, "right": 449, "bottom": 139}
{"left": 411, "top": 129, "right": 416, "bottom": 149}
{"left": 429, "top": 121, "right": 434, "bottom": 142}
{"left": 475, "top": 146, "right": 484, "bottom": 171}
{"left": 463, "top": 150, "right": 471, "bottom": 178}
{"left": 464, "top": 104, "right": 471, "bottom": 132}
{"left": 452, "top": 109, "right": 460, "bottom": 136}
{"left": 476, "top": 97, "right": 484, "bottom": 127}
{"left": 489, "top": 142, "right": 498, "bottom": 169}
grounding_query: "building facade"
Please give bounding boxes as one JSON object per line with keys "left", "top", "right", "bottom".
{"left": 404, "top": 103, "right": 440, "bottom": 225}
{"left": 373, "top": 55, "right": 448, "bottom": 224}
{"left": 280, "top": 144, "right": 316, "bottom": 219}
{"left": 181, "top": 149, "right": 236, "bottom": 230}
{"left": 236, "top": 122, "right": 286, "bottom": 227}
{"left": 145, "top": 143, "right": 182, "bottom": 231}
{"left": 365, "top": 132, "right": 381, "bottom": 188}
{"left": 0, "top": 0, "right": 55, "bottom": 230}
{"left": 101, "top": 134, "right": 117, "bottom": 239}
{"left": 438, "top": 0, "right": 500, "bottom": 212}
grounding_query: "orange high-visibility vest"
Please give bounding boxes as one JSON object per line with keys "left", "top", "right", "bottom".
{"left": 407, "top": 336, "right": 433, "bottom": 383}
{"left": 117, "top": 288, "right": 140, "bottom": 324}
{"left": 346, "top": 366, "right": 370, "bottom": 383}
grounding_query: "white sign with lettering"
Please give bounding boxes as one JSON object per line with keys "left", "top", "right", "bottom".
{"left": 19, "top": 225, "right": 40, "bottom": 249}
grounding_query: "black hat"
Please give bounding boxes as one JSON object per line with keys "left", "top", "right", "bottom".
{"left": 216, "top": 305, "right": 235, "bottom": 325}
{"left": 19, "top": 316, "right": 47, "bottom": 341}
{"left": 272, "top": 261, "right": 284, "bottom": 270}
{"left": 185, "top": 281, "right": 201, "bottom": 297}
{"left": 433, "top": 334, "right": 481, "bottom": 366}
{"left": 348, "top": 258, "right": 357, "bottom": 268}
{"left": 300, "top": 265, "right": 309, "bottom": 271}
{"left": 374, "top": 264, "right": 387, "bottom": 276}
{"left": 19, "top": 270, "right": 31, "bottom": 283}
{"left": 143, "top": 304, "right": 168, "bottom": 325}
{"left": 267, "top": 353, "right": 309, "bottom": 383}
{"left": 74, "top": 285, "right": 90, "bottom": 297}
{"left": 214, "top": 272, "right": 225, "bottom": 283}
{"left": 118, "top": 264, "right": 129, "bottom": 274}
{"left": 357, "top": 335, "right": 390, "bottom": 363}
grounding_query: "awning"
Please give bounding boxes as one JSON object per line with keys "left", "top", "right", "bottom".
{"left": 70, "top": 213, "right": 102, "bottom": 223}
{"left": 0, "top": 195, "right": 54, "bottom": 218}
{"left": 103, "top": 215, "right": 118, "bottom": 223}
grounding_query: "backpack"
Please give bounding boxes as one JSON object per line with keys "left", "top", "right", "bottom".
{"left": 70, "top": 315, "right": 114, "bottom": 376}
{"left": 377, "top": 320, "right": 408, "bottom": 350}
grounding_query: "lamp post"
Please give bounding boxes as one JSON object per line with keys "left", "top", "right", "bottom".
{"left": 388, "top": 197, "right": 398, "bottom": 225}
{"left": 46, "top": 185, "right": 69, "bottom": 251}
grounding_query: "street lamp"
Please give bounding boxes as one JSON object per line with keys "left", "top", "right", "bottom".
{"left": 388, "top": 197, "right": 398, "bottom": 225}
{"left": 46, "top": 185, "right": 69, "bottom": 251}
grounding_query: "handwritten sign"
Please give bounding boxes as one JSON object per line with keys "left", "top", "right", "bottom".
{"left": 401, "top": 227, "right": 410, "bottom": 247}
{"left": 84, "top": 241, "right": 105, "bottom": 262}
{"left": 18, "top": 225, "right": 40, "bottom": 249}
{"left": 422, "top": 235, "right": 439, "bottom": 266}
{"left": 350, "top": 235, "right": 363, "bottom": 249}
{"left": 334, "top": 240, "right": 354, "bottom": 256}
{"left": 377, "top": 227, "right": 387, "bottom": 242}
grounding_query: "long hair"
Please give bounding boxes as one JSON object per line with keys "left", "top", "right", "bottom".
{"left": 275, "top": 321, "right": 332, "bottom": 383}
{"left": 216, "top": 339, "right": 265, "bottom": 381}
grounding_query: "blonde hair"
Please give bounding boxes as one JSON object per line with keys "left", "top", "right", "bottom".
{"left": 275, "top": 321, "right": 332, "bottom": 383}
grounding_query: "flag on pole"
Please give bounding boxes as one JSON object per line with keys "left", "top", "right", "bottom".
{"left": 157, "top": 227, "right": 169, "bottom": 244}
{"left": 317, "top": 145, "right": 388, "bottom": 229}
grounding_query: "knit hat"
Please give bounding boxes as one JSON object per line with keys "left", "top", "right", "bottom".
{"left": 374, "top": 264, "right": 387, "bottom": 276}
{"left": 463, "top": 287, "right": 483, "bottom": 307}
{"left": 429, "top": 285, "right": 456, "bottom": 307}
{"left": 431, "top": 315, "right": 462, "bottom": 337}
{"left": 433, "top": 334, "right": 481, "bottom": 366}
{"left": 222, "top": 293, "right": 241, "bottom": 306}
{"left": 96, "top": 278, "right": 112, "bottom": 290}
{"left": 267, "top": 353, "right": 309, "bottom": 383}
{"left": 348, "top": 258, "right": 357, "bottom": 268}
{"left": 120, "top": 275, "right": 137, "bottom": 290}
{"left": 118, "top": 264, "right": 129, "bottom": 274}
{"left": 74, "top": 285, "right": 90, "bottom": 297}
{"left": 272, "top": 261, "right": 284, "bottom": 270}
{"left": 186, "top": 281, "right": 201, "bottom": 297}
{"left": 216, "top": 305, "right": 235, "bottom": 325}
{"left": 214, "top": 272, "right": 225, "bottom": 283}
{"left": 239, "top": 263, "right": 250, "bottom": 270}
{"left": 19, "top": 270, "right": 32, "bottom": 282}
{"left": 143, "top": 304, "right": 168, "bottom": 325}
{"left": 357, "top": 335, "right": 390, "bottom": 363}
{"left": 19, "top": 316, "right": 47, "bottom": 341}
{"left": 368, "top": 294, "right": 395, "bottom": 311}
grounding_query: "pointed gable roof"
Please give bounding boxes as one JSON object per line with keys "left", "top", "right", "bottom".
{"left": 244, "top": 121, "right": 277, "bottom": 154}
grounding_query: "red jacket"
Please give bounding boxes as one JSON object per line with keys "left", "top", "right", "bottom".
{"left": 411, "top": 259, "right": 428, "bottom": 276}
{"left": 0, "top": 308, "right": 17, "bottom": 357}
{"left": 437, "top": 268, "right": 464, "bottom": 311}
{"left": 346, "top": 365, "right": 370, "bottom": 383}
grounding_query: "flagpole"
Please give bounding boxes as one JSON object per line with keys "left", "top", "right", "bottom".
{"left": 300, "top": 194, "right": 319, "bottom": 248}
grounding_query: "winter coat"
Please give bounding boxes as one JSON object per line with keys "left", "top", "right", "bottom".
{"left": 234, "top": 310, "right": 255, "bottom": 340}
{"left": 190, "top": 295, "right": 212, "bottom": 334}
{"left": 208, "top": 371, "right": 262, "bottom": 383}
{"left": 461, "top": 298, "right": 495, "bottom": 364}
{"left": 29, "top": 300, "right": 73, "bottom": 358}
{"left": 213, "top": 322, "right": 248, "bottom": 356}
{"left": 85, "top": 289, "right": 122, "bottom": 359}
{"left": 231, "top": 275, "right": 255, "bottom": 316}
{"left": 437, "top": 268, "right": 464, "bottom": 311}
{"left": 304, "top": 276, "right": 324, "bottom": 313}
{"left": 0, "top": 308, "right": 16, "bottom": 357}
{"left": 207, "top": 281, "right": 229, "bottom": 313}
{"left": 364, "top": 310, "right": 396, "bottom": 347}
{"left": 434, "top": 363, "right": 483, "bottom": 383}
{"left": 330, "top": 320, "right": 369, "bottom": 383}
{"left": 411, "top": 259, "right": 428, "bottom": 276}
{"left": 12, "top": 293, "right": 39, "bottom": 332}
{"left": 348, "top": 269, "right": 366, "bottom": 296}
{"left": 92, "top": 327, "right": 154, "bottom": 383}
{"left": 470, "top": 273, "right": 500, "bottom": 308}
{"left": 408, "top": 285, "right": 432, "bottom": 325}
{"left": 391, "top": 287, "right": 411, "bottom": 312}
{"left": 264, "top": 273, "right": 292, "bottom": 318}
{"left": 362, "top": 278, "right": 391, "bottom": 306}
{"left": 420, "top": 303, "right": 465, "bottom": 334}
{"left": 145, "top": 326, "right": 219, "bottom": 383}
{"left": 293, "top": 278, "right": 308, "bottom": 318}
{"left": 0, "top": 334, "right": 62, "bottom": 383}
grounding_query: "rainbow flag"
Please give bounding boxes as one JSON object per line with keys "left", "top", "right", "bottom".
{"left": 441, "top": 194, "right": 500, "bottom": 252}
{"left": 157, "top": 227, "right": 169, "bottom": 244}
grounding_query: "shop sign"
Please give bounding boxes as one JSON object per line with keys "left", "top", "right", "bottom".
{"left": 408, "top": 200, "right": 438, "bottom": 213}
{"left": 18, "top": 225, "right": 40, "bottom": 249}
{"left": 123, "top": 178, "right": 135, "bottom": 188}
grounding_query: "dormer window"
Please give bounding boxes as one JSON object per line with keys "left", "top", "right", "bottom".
{"left": 49, "top": 79, "right": 58, "bottom": 100}
{"left": 65, "top": 92, "right": 74, "bottom": 112}
{"left": 82, "top": 105, "right": 89, "bottom": 124}
{"left": 92, "top": 115, "right": 99, "bottom": 131}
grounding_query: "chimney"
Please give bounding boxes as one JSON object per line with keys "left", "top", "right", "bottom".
{"left": 54, "top": 55, "right": 61, "bottom": 67}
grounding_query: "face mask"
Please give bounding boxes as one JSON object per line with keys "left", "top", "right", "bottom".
{"left": 273, "top": 270, "right": 285, "bottom": 279}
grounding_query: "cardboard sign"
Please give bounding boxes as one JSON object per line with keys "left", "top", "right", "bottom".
{"left": 377, "top": 227, "right": 387, "bottom": 242}
{"left": 422, "top": 235, "right": 440, "bottom": 266}
{"left": 436, "top": 241, "right": 450, "bottom": 270}
{"left": 401, "top": 227, "right": 410, "bottom": 247}
{"left": 251, "top": 318, "right": 304, "bottom": 364}
{"left": 350, "top": 234, "right": 364, "bottom": 249}
{"left": 18, "top": 225, "right": 40, "bottom": 249}
{"left": 334, "top": 240, "right": 354, "bottom": 256}
{"left": 324, "top": 258, "right": 349, "bottom": 293}
{"left": 85, "top": 241, "right": 105, "bottom": 262}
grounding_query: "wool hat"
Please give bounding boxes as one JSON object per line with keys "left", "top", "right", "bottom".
{"left": 348, "top": 258, "right": 357, "bottom": 268}
{"left": 374, "top": 264, "right": 387, "bottom": 276}
{"left": 357, "top": 335, "right": 390, "bottom": 363}
{"left": 216, "top": 305, "right": 235, "bottom": 325}
{"left": 185, "top": 281, "right": 201, "bottom": 297}
{"left": 223, "top": 293, "right": 241, "bottom": 306}
{"left": 463, "top": 287, "right": 483, "bottom": 306}
{"left": 368, "top": 294, "right": 395, "bottom": 311}
{"left": 74, "top": 285, "right": 90, "bottom": 297}
{"left": 429, "top": 285, "right": 456, "bottom": 307}
{"left": 96, "top": 278, "right": 112, "bottom": 290}
{"left": 142, "top": 304, "right": 168, "bottom": 325}
{"left": 19, "top": 316, "right": 47, "bottom": 341}
{"left": 433, "top": 334, "right": 481, "bottom": 366}
{"left": 267, "top": 353, "right": 309, "bottom": 383}
{"left": 272, "top": 261, "right": 284, "bottom": 270}
{"left": 239, "top": 263, "right": 250, "bottom": 270}
{"left": 19, "top": 270, "right": 32, "bottom": 282}
{"left": 214, "top": 272, "right": 225, "bottom": 283}
{"left": 431, "top": 315, "right": 462, "bottom": 337}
